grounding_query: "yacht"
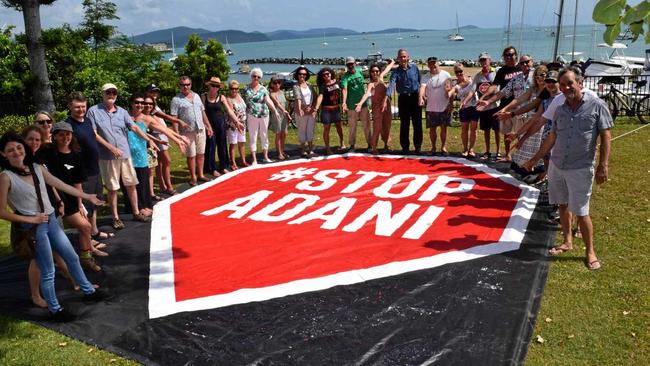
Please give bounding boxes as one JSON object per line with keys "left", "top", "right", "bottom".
{"left": 448, "top": 12, "right": 464, "bottom": 41}
{"left": 168, "top": 32, "right": 177, "bottom": 62}
{"left": 583, "top": 43, "right": 645, "bottom": 76}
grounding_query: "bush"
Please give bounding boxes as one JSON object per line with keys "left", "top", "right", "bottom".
{"left": 0, "top": 114, "right": 30, "bottom": 135}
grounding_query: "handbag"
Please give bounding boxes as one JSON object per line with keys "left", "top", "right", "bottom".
{"left": 10, "top": 164, "right": 45, "bottom": 259}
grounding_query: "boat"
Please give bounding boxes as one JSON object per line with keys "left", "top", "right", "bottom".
{"left": 224, "top": 36, "right": 234, "bottom": 56}
{"left": 321, "top": 32, "right": 328, "bottom": 47}
{"left": 448, "top": 12, "right": 464, "bottom": 41}
{"left": 396, "top": 28, "right": 403, "bottom": 40}
{"left": 366, "top": 42, "right": 383, "bottom": 64}
{"left": 583, "top": 43, "right": 645, "bottom": 77}
{"left": 168, "top": 32, "right": 177, "bottom": 62}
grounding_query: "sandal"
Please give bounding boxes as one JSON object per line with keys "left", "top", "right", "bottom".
{"left": 111, "top": 218, "right": 125, "bottom": 230}
{"left": 91, "top": 231, "right": 115, "bottom": 240}
{"left": 92, "top": 241, "right": 107, "bottom": 250}
{"left": 549, "top": 244, "right": 572, "bottom": 256}
{"left": 152, "top": 195, "right": 163, "bottom": 201}
{"left": 92, "top": 247, "right": 109, "bottom": 257}
{"left": 585, "top": 259, "right": 601, "bottom": 271}
{"left": 480, "top": 152, "right": 490, "bottom": 160}
{"left": 163, "top": 189, "right": 178, "bottom": 196}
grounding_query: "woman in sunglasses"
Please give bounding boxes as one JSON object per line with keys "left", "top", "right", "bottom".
{"left": 33, "top": 111, "right": 54, "bottom": 143}
{"left": 242, "top": 68, "right": 280, "bottom": 165}
{"left": 268, "top": 75, "right": 293, "bottom": 160}
{"left": 314, "top": 67, "right": 346, "bottom": 155}
{"left": 355, "top": 59, "right": 395, "bottom": 154}
{"left": 292, "top": 66, "right": 317, "bottom": 157}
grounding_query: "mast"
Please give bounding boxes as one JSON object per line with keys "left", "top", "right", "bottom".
{"left": 571, "top": 0, "right": 579, "bottom": 61}
{"left": 552, "top": 0, "right": 565, "bottom": 62}
{"left": 518, "top": 0, "right": 526, "bottom": 52}
{"left": 506, "top": 0, "right": 512, "bottom": 45}
{"left": 456, "top": 12, "right": 460, "bottom": 34}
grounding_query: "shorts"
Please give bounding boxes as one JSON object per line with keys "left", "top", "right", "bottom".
{"left": 269, "top": 116, "right": 289, "bottom": 133}
{"left": 321, "top": 109, "right": 341, "bottom": 124}
{"left": 547, "top": 163, "right": 594, "bottom": 216}
{"left": 459, "top": 106, "right": 479, "bottom": 123}
{"left": 500, "top": 115, "right": 527, "bottom": 136}
{"left": 425, "top": 111, "right": 451, "bottom": 128}
{"left": 81, "top": 174, "right": 104, "bottom": 217}
{"left": 479, "top": 108, "right": 500, "bottom": 131}
{"left": 227, "top": 128, "right": 246, "bottom": 144}
{"left": 181, "top": 130, "right": 206, "bottom": 158}
{"left": 99, "top": 158, "right": 138, "bottom": 191}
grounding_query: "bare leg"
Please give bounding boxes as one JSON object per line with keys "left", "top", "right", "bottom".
{"left": 186, "top": 156, "right": 197, "bottom": 184}
{"left": 460, "top": 123, "right": 469, "bottom": 153}
{"left": 125, "top": 185, "right": 140, "bottom": 215}
{"left": 335, "top": 122, "right": 345, "bottom": 149}
{"left": 440, "top": 125, "right": 448, "bottom": 153}
{"left": 429, "top": 128, "right": 437, "bottom": 154}
{"left": 229, "top": 144, "right": 238, "bottom": 168}
{"left": 28, "top": 259, "right": 46, "bottom": 307}
{"left": 109, "top": 190, "right": 119, "bottom": 220}
{"left": 63, "top": 213, "right": 92, "bottom": 252}
{"left": 549, "top": 204, "right": 573, "bottom": 255}
{"left": 196, "top": 154, "right": 206, "bottom": 178}
{"left": 483, "top": 130, "right": 491, "bottom": 155}
{"left": 238, "top": 142, "right": 248, "bottom": 166}
{"left": 323, "top": 124, "right": 332, "bottom": 153}
{"left": 468, "top": 121, "right": 478, "bottom": 154}
{"left": 494, "top": 130, "right": 501, "bottom": 156}
{"left": 577, "top": 215, "right": 598, "bottom": 264}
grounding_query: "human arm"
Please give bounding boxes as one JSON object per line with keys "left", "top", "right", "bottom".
{"left": 269, "top": 93, "right": 292, "bottom": 120}
{"left": 314, "top": 93, "right": 324, "bottom": 112}
{"left": 522, "top": 131, "right": 557, "bottom": 171}
{"left": 476, "top": 88, "right": 502, "bottom": 111}
{"left": 94, "top": 130, "right": 123, "bottom": 158}
{"left": 341, "top": 86, "right": 349, "bottom": 112}
{"left": 355, "top": 85, "right": 374, "bottom": 112}
{"left": 0, "top": 174, "right": 49, "bottom": 224}
{"left": 418, "top": 82, "right": 426, "bottom": 107}
{"left": 595, "top": 129, "right": 611, "bottom": 184}
{"left": 379, "top": 59, "right": 395, "bottom": 80}
{"left": 445, "top": 79, "right": 454, "bottom": 99}
{"left": 264, "top": 95, "right": 281, "bottom": 121}
{"left": 41, "top": 167, "right": 104, "bottom": 206}
{"left": 154, "top": 109, "right": 189, "bottom": 131}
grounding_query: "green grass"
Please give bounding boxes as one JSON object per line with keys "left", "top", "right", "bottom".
{"left": 0, "top": 117, "right": 648, "bottom": 365}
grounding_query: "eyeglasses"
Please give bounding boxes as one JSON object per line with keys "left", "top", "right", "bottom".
{"left": 36, "top": 119, "right": 52, "bottom": 125}
{"left": 209, "top": 84, "right": 220, "bottom": 88}
{"left": 504, "top": 52, "right": 517, "bottom": 57}
{"left": 454, "top": 70, "right": 464, "bottom": 74}
{"left": 519, "top": 60, "right": 531, "bottom": 65}
{"left": 298, "top": 73, "right": 307, "bottom": 77}
{"left": 323, "top": 72, "right": 331, "bottom": 77}
{"left": 229, "top": 87, "right": 239, "bottom": 91}
{"left": 180, "top": 83, "right": 191, "bottom": 87}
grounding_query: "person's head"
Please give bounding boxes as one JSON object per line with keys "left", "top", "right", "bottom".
{"left": 294, "top": 66, "right": 310, "bottom": 82}
{"left": 179, "top": 76, "right": 192, "bottom": 95}
{"left": 205, "top": 76, "right": 222, "bottom": 94}
{"left": 368, "top": 63, "right": 382, "bottom": 81}
{"left": 427, "top": 57, "right": 439, "bottom": 74}
{"left": 345, "top": 57, "right": 356, "bottom": 73}
{"left": 518, "top": 54, "right": 533, "bottom": 73}
{"left": 532, "top": 65, "right": 548, "bottom": 90}
{"left": 269, "top": 75, "right": 283, "bottom": 91}
{"left": 228, "top": 80, "right": 240, "bottom": 95}
{"left": 502, "top": 46, "right": 518, "bottom": 66}
{"left": 544, "top": 70, "right": 560, "bottom": 94}
{"left": 0, "top": 131, "right": 33, "bottom": 170}
{"left": 558, "top": 67, "right": 584, "bottom": 102}
{"left": 143, "top": 95, "right": 155, "bottom": 115}
{"left": 33, "top": 111, "right": 54, "bottom": 136}
{"left": 397, "top": 49, "right": 410, "bottom": 66}
{"left": 129, "top": 92, "right": 146, "bottom": 113}
{"left": 453, "top": 62, "right": 466, "bottom": 81}
{"left": 20, "top": 125, "right": 44, "bottom": 155}
{"left": 68, "top": 91, "right": 87, "bottom": 121}
{"left": 146, "top": 83, "right": 161, "bottom": 99}
{"left": 51, "top": 122, "right": 79, "bottom": 152}
{"left": 249, "top": 68, "right": 263, "bottom": 84}
{"left": 317, "top": 67, "right": 335, "bottom": 85}
{"left": 101, "top": 83, "right": 118, "bottom": 106}
{"left": 478, "top": 52, "right": 491, "bottom": 70}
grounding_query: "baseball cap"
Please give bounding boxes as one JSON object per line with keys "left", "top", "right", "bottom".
{"left": 146, "top": 83, "right": 161, "bottom": 92}
{"left": 545, "top": 70, "right": 559, "bottom": 82}
{"left": 101, "top": 83, "right": 118, "bottom": 92}
{"left": 345, "top": 56, "right": 356, "bottom": 65}
{"left": 478, "top": 52, "right": 491, "bottom": 60}
{"left": 52, "top": 121, "right": 73, "bottom": 134}
{"left": 427, "top": 56, "right": 438, "bottom": 63}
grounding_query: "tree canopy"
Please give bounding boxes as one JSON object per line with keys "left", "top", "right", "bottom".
{"left": 593, "top": 0, "right": 650, "bottom": 44}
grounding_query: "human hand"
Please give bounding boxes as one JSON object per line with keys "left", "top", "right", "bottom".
{"left": 112, "top": 147, "right": 123, "bottom": 158}
{"left": 85, "top": 194, "right": 105, "bottom": 206}
{"left": 30, "top": 213, "right": 49, "bottom": 224}
{"left": 476, "top": 100, "right": 488, "bottom": 111}
{"left": 495, "top": 111, "right": 511, "bottom": 122}
{"left": 521, "top": 159, "right": 535, "bottom": 172}
{"left": 595, "top": 164, "right": 609, "bottom": 184}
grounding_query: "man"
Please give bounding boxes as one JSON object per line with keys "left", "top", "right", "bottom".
{"left": 388, "top": 48, "right": 422, "bottom": 154}
{"left": 87, "top": 83, "right": 155, "bottom": 229}
{"left": 419, "top": 57, "right": 452, "bottom": 155}
{"left": 170, "top": 76, "right": 214, "bottom": 186}
{"left": 477, "top": 54, "right": 534, "bottom": 160}
{"left": 66, "top": 91, "right": 111, "bottom": 243}
{"left": 471, "top": 52, "right": 499, "bottom": 160}
{"left": 476, "top": 47, "right": 521, "bottom": 160}
{"left": 523, "top": 68, "right": 612, "bottom": 270}
{"left": 341, "top": 57, "right": 370, "bottom": 151}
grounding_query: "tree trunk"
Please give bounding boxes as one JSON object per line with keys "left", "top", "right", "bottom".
{"left": 21, "top": 0, "right": 55, "bottom": 112}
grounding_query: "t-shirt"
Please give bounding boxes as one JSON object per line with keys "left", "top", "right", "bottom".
{"left": 456, "top": 80, "right": 477, "bottom": 108}
{"left": 66, "top": 115, "right": 99, "bottom": 177}
{"left": 340, "top": 69, "right": 367, "bottom": 108}
{"left": 493, "top": 65, "right": 521, "bottom": 107}
{"left": 471, "top": 70, "right": 497, "bottom": 110}
{"left": 301, "top": 85, "right": 313, "bottom": 106}
{"left": 40, "top": 147, "right": 85, "bottom": 210}
{"left": 319, "top": 82, "right": 342, "bottom": 108}
{"left": 421, "top": 70, "right": 451, "bottom": 112}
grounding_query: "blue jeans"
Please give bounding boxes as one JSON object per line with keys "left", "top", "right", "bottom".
{"left": 32, "top": 212, "right": 95, "bottom": 313}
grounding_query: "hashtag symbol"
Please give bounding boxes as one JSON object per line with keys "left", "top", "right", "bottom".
{"left": 268, "top": 167, "right": 318, "bottom": 182}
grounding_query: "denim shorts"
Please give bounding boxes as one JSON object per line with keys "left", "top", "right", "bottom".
{"left": 321, "top": 109, "right": 341, "bottom": 124}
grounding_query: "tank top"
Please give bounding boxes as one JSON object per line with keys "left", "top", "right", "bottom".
{"left": 127, "top": 121, "right": 148, "bottom": 168}
{"left": 227, "top": 96, "right": 247, "bottom": 130}
{"left": 457, "top": 80, "right": 477, "bottom": 108}
{"left": 204, "top": 96, "right": 226, "bottom": 127}
{"left": 3, "top": 164, "right": 55, "bottom": 215}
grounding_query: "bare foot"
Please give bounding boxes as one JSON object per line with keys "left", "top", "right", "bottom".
{"left": 32, "top": 296, "right": 47, "bottom": 308}
{"left": 549, "top": 243, "right": 573, "bottom": 255}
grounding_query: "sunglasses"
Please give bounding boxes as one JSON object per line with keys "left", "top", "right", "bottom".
{"left": 370, "top": 69, "right": 380, "bottom": 73}
{"left": 209, "top": 84, "right": 220, "bottom": 88}
{"left": 230, "top": 87, "right": 239, "bottom": 91}
{"left": 454, "top": 70, "right": 464, "bottom": 74}
{"left": 323, "top": 73, "right": 331, "bottom": 77}
{"left": 180, "top": 83, "right": 191, "bottom": 87}
{"left": 298, "top": 73, "right": 307, "bottom": 77}
{"left": 36, "top": 119, "right": 53, "bottom": 125}
{"left": 104, "top": 90, "right": 117, "bottom": 95}
{"left": 144, "top": 102, "right": 154, "bottom": 106}
{"left": 519, "top": 60, "right": 531, "bottom": 65}
{"left": 504, "top": 53, "right": 517, "bottom": 57}
{"left": 545, "top": 80, "right": 558, "bottom": 84}
{"left": 133, "top": 100, "right": 145, "bottom": 105}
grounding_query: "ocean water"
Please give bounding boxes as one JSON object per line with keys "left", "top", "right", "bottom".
{"left": 169, "top": 25, "right": 649, "bottom": 83}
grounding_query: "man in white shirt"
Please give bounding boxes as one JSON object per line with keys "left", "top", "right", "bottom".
{"left": 419, "top": 57, "right": 452, "bottom": 155}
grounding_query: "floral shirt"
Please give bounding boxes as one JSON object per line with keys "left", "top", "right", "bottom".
{"left": 243, "top": 85, "right": 269, "bottom": 118}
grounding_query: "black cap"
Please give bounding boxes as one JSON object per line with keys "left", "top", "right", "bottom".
{"left": 146, "top": 83, "right": 160, "bottom": 92}
{"left": 427, "top": 57, "right": 438, "bottom": 63}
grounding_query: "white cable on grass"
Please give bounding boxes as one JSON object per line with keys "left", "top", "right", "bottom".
{"left": 611, "top": 123, "right": 650, "bottom": 142}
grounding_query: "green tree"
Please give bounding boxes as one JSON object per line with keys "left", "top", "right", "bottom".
{"left": 80, "top": 0, "right": 119, "bottom": 57}
{"left": 173, "top": 34, "right": 230, "bottom": 91}
{"left": 1, "top": 0, "right": 56, "bottom": 112}
{"left": 593, "top": 0, "right": 650, "bottom": 44}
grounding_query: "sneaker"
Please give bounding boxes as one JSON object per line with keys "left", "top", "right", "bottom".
{"left": 80, "top": 257, "right": 101, "bottom": 272}
{"left": 111, "top": 218, "right": 125, "bottom": 230}
{"left": 83, "top": 288, "right": 112, "bottom": 303}
{"left": 50, "top": 307, "right": 76, "bottom": 322}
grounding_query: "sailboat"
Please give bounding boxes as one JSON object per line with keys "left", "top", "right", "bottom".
{"left": 448, "top": 12, "right": 464, "bottom": 41}
{"left": 321, "top": 32, "right": 328, "bottom": 47}
{"left": 168, "top": 32, "right": 177, "bottom": 62}
{"left": 396, "top": 28, "right": 403, "bottom": 40}
{"left": 224, "top": 36, "right": 234, "bottom": 56}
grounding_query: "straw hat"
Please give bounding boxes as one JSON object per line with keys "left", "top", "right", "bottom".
{"left": 205, "top": 76, "right": 222, "bottom": 87}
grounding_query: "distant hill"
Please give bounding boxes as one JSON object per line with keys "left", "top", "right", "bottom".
{"left": 267, "top": 27, "right": 358, "bottom": 40}
{"left": 364, "top": 28, "right": 422, "bottom": 35}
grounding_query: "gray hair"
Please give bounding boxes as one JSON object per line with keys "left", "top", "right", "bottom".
{"left": 559, "top": 67, "right": 584, "bottom": 83}
{"left": 250, "top": 68, "right": 263, "bottom": 79}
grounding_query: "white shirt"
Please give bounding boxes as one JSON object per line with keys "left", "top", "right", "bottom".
{"left": 421, "top": 70, "right": 451, "bottom": 112}
{"left": 542, "top": 88, "right": 597, "bottom": 121}
{"left": 301, "top": 85, "right": 313, "bottom": 106}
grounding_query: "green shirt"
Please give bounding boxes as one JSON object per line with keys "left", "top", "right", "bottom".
{"left": 340, "top": 69, "right": 368, "bottom": 109}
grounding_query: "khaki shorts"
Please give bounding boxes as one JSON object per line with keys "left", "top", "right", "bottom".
{"left": 182, "top": 130, "right": 206, "bottom": 158}
{"left": 99, "top": 158, "right": 138, "bottom": 191}
{"left": 547, "top": 162, "right": 594, "bottom": 216}
{"left": 500, "top": 115, "right": 527, "bottom": 136}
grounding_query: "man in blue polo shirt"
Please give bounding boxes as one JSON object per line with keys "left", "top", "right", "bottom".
{"left": 388, "top": 48, "right": 422, "bottom": 154}
{"left": 523, "top": 68, "right": 612, "bottom": 271}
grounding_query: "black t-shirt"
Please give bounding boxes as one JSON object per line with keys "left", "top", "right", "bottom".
{"left": 494, "top": 65, "right": 521, "bottom": 107}
{"left": 41, "top": 147, "right": 85, "bottom": 212}
{"left": 537, "top": 88, "right": 551, "bottom": 100}
{"left": 319, "top": 82, "right": 341, "bottom": 108}
{"left": 67, "top": 116, "right": 100, "bottom": 177}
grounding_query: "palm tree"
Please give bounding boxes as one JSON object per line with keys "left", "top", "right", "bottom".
{"left": 1, "top": 0, "right": 56, "bottom": 112}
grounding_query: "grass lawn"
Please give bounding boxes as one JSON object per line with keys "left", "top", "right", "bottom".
{"left": 0, "top": 117, "right": 648, "bottom": 365}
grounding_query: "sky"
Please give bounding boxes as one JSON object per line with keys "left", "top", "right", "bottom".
{"left": 0, "top": 0, "right": 640, "bottom": 36}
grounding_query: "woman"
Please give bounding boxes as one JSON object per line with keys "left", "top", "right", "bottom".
{"left": 225, "top": 80, "right": 248, "bottom": 169}
{"left": 356, "top": 60, "right": 395, "bottom": 154}
{"left": 0, "top": 131, "right": 106, "bottom": 321}
{"left": 292, "top": 66, "right": 317, "bottom": 157}
{"left": 268, "top": 75, "right": 292, "bottom": 160}
{"left": 242, "top": 68, "right": 280, "bottom": 165}
{"left": 314, "top": 67, "right": 346, "bottom": 155}
{"left": 452, "top": 63, "right": 479, "bottom": 157}
{"left": 202, "top": 76, "right": 240, "bottom": 175}
{"left": 41, "top": 122, "right": 107, "bottom": 273}
{"left": 33, "top": 111, "right": 54, "bottom": 143}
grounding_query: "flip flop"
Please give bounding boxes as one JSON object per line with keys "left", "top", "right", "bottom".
{"left": 549, "top": 244, "right": 573, "bottom": 255}
{"left": 91, "top": 231, "right": 115, "bottom": 240}
{"left": 586, "top": 259, "right": 601, "bottom": 271}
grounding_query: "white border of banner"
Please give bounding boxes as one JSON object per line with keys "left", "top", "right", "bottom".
{"left": 148, "top": 154, "right": 539, "bottom": 319}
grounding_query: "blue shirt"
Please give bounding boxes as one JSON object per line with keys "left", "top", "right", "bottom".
{"left": 66, "top": 115, "right": 100, "bottom": 176}
{"left": 170, "top": 92, "right": 206, "bottom": 132}
{"left": 87, "top": 103, "right": 134, "bottom": 161}
{"left": 388, "top": 62, "right": 421, "bottom": 95}
{"left": 551, "top": 91, "right": 613, "bottom": 170}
